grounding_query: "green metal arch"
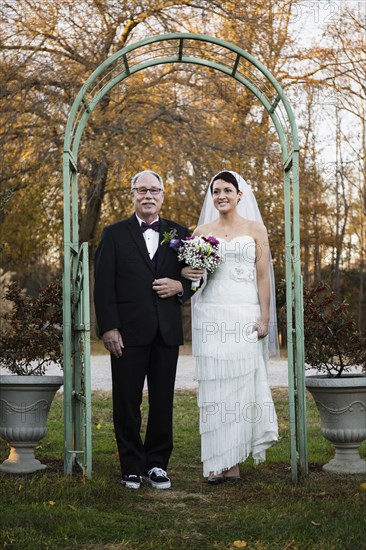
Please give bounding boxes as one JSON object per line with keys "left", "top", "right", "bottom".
{"left": 65, "top": 33, "right": 299, "bottom": 160}
{"left": 63, "top": 32, "right": 306, "bottom": 481}
{"left": 71, "top": 56, "right": 289, "bottom": 162}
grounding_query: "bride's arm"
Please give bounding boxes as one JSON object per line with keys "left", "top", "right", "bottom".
{"left": 181, "top": 266, "right": 205, "bottom": 281}
{"left": 254, "top": 224, "right": 271, "bottom": 338}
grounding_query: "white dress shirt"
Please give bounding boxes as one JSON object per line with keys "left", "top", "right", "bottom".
{"left": 135, "top": 214, "right": 160, "bottom": 259}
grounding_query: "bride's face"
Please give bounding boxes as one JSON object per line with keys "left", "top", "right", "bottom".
{"left": 212, "top": 179, "right": 240, "bottom": 213}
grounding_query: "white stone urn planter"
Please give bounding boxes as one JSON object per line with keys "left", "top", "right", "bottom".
{"left": 0, "top": 375, "right": 63, "bottom": 474}
{"left": 305, "top": 374, "right": 366, "bottom": 474}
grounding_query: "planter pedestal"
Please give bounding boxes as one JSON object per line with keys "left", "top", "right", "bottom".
{"left": 306, "top": 375, "right": 366, "bottom": 474}
{"left": 1, "top": 443, "right": 47, "bottom": 474}
{"left": 323, "top": 445, "right": 365, "bottom": 474}
{"left": 0, "top": 375, "right": 63, "bottom": 474}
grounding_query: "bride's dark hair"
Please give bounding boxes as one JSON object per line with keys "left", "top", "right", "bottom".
{"left": 210, "top": 171, "right": 239, "bottom": 193}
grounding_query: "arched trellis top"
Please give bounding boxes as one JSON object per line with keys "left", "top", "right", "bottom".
{"left": 63, "top": 32, "right": 306, "bottom": 482}
{"left": 64, "top": 33, "right": 298, "bottom": 169}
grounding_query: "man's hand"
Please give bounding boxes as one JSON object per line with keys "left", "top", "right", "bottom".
{"left": 102, "top": 329, "right": 124, "bottom": 358}
{"left": 152, "top": 278, "right": 183, "bottom": 299}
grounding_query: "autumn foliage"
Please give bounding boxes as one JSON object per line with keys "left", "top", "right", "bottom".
{"left": 0, "top": 0, "right": 364, "bottom": 335}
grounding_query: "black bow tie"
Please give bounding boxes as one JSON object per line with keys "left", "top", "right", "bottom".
{"left": 141, "top": 221, "right": 160, "bottom": 233}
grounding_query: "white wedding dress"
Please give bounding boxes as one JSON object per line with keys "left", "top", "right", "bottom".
{"left": 192, "top": 236, "right": 278, "bottom": 476}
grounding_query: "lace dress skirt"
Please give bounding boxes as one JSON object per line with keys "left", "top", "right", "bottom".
{"left": 192, "top": 237, "right": 278, "bottom": 476}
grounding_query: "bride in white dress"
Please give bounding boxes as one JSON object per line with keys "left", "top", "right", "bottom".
{"left": 182, "top": 170, "right": 278, "bottom": 483}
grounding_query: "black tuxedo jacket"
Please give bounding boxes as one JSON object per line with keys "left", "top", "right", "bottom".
{"left": 94, "top": 214, "right": 192, "bottom": 346}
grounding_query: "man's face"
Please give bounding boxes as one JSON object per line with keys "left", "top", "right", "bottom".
{"left": 131, "top": 173, "right": 164, "bottom": 222}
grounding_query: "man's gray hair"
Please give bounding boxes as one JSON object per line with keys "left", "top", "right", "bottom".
{"left": 131, "top": 170, "right": 164, "bottom": 190}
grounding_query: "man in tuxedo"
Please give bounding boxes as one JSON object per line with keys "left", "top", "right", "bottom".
{"left": 94, "top": 169, "right": 192, "bottom": 490}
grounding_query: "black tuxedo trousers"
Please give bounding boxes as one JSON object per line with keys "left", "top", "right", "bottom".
{"left": 94, "top": 215, "right": 191, "bottom": 475}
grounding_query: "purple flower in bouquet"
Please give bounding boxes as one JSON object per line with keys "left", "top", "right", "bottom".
{"left": 177, "top": 235, "right": 222, "bottom": 290}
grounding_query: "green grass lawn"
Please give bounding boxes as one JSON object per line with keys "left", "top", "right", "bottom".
{"left": 1, "top": 389, "right": 365, "bottom": 550}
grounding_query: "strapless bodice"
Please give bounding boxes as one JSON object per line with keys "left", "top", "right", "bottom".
{"left": 198, "top": 235, "right": 258, "bottom": 305}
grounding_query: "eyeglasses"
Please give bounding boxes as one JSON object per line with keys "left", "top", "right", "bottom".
{"left": 132, "top": 187, "right": 163, "bottom": 196}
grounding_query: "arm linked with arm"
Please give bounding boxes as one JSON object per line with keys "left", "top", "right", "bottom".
{"left": 177, "top": 226, "right": 201, "bottom": 303}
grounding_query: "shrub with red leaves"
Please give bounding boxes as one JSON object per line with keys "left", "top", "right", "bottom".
{"left": 302, "top": 284, "right": 366, "bottom": 377}
{"left": 0, "top": 282, "right": 63, "bottom": 375}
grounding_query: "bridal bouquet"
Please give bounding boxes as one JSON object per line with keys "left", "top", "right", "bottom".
{"left": 177, "top": 235, "right": 222, "bottom": 290}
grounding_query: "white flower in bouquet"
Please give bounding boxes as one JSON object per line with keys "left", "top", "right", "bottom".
{"left": 177, "top": 235, "right": 222, "bottom": 290}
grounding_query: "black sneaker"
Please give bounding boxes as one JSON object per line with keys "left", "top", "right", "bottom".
{"left": 144, "top": 467, "right": 171, "bottom": 489}
{"left": 121, "top": 474, "right": 142, "bottom": 490}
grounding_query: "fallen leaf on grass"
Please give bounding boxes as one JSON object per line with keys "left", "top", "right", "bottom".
{"left": 47, "top": 501, "right": 56, "bottom": 506}
{"left": 67, "top": 504, "right": 77, "bottom": 511}
{"left": 283, "top": 541, "right": 296, "bottom": 550}
{"left": 359, "top": 482, "right": 366, "bottom": 491}
{"left": 311, "top": 521, "right": 321, "bottom": 526}
{"left": 233, "top": 541, "right": 247, "bottom": 548}
{"left": 18, "top": 484, "right": 24, "bottom": 492}
{"left": 95, "top": 423, "right": 102, "bottom": 430}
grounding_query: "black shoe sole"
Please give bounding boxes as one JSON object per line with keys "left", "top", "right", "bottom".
{"left": 144, "top": 476, "right": 171, "bottom": 489}
{"left": 207, "top": 476, "right": 225, "bottom": 485}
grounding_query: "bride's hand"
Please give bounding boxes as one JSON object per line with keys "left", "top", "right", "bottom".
{"left": 181, "top": 266, "right": 205, "bottom": 282}
{"left": 252, "top": 320, "right": 269, "bottom": 338}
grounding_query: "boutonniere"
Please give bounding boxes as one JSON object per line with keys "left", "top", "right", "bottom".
{"left": 160, "top": 228, "right": 180, "bottom": 251}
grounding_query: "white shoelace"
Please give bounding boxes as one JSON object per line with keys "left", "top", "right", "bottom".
{"left": 148, "top": 467, "right": 168, "bottom": 478}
